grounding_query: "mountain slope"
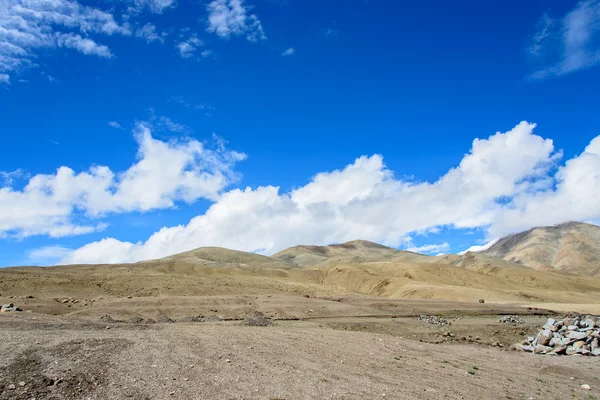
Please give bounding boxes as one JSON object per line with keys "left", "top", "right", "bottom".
{"left": 482, "top": 221, "right": 600, "bottom": 276}
{"left": 156, "top": 246, "right": 294, "bottom": 269}
{"left": 273, "top": 240, "right": 430, "bottom": 267}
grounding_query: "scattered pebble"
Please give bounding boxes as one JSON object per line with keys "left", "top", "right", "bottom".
{"left": 417, "top": 315, "right": 449, "bottom": 325}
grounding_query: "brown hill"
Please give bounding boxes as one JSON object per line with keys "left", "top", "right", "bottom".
{"left": 156, "top": 246, "right": 295, "bottom": 269}
{"left": 482, "top": 221, "right": 600, "bottom": 276}
{"left": 273, "top": 240, "right": 430, "bottom": 266}
{"left": 3, "top": 225, "right": 600, "bottom": 307}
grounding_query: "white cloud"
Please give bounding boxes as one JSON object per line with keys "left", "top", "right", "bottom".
{"left": 200, "top": 49, "right": 214, "bottom": 58}
{"left": 155, "top": 116, "right": 189, "bottom": 133}
{"left": 0, "top": 169, "right": 25, "bottom": 185}
{"left": 458, "top": 238, "right": 499, "bottom": 255}
{"left": 55, "top": 33, "right": 113, "bottom": 58}
{"left": 406, "top": 243, "right": 450, "bottom": 255}
{"left": 281, "top": 47, "right": 294, "bottom": 56}
{"left": 130, "top": 0, "right": 176, "bottom": 14}
{"left": 28, "top": 246, "right": 73, "bottom": 265}
{"left": 529, "top": 0, "right": 600, "bottom": 79}
{"left": 206, "top": 0, "right": 266, "bottom": 42}
{"left": 176, "top": 34, "right": 204, "bottom": 58}
{"left": 108, "top": 121, "right": 123, "bottom": 129}
{"left": 0, "top": 73, "right": 9, "bottom": 84}
{"left": 488, "top": 135, "right": 600, "bottom": 236}
{"left": 135, "top": 23, "right": 165, "bottom": 44}
{"left": 0, "top": 123, "right": 246, "bottom": 238}
{"left": 60, "top": 121, "right": 600, "bottom": 265}
{"left": 0, "top": 0, "right": 130, "bottom": 79}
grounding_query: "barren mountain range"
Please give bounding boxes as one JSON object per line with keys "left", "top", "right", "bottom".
{"left": 1, "top": 221, "right": 599, "bottom": 306}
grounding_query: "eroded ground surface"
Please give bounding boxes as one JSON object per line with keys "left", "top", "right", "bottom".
{"left": 1, "top": 295, "right": 599, "bottom": 399}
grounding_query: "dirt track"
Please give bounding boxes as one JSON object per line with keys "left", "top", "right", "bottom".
{"left": 1, "top": 296, "right": 599, "bottom": 400}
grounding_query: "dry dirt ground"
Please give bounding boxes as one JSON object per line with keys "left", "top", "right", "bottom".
{"left": 1, "top": 294, "right": 600, "bottom": 400}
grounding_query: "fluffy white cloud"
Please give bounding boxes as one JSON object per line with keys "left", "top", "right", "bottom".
{"left": 0, "top": 0, "right": 130, "bottom": 78}
{"left": 61, "top": 121, "right": 600, "bottom": 265}
{"left": 176, "top": 34, "right": 204, "bottom": 58}
{"left": 529, "top": 0, "right": 600, "bottom": 79}
{"left": 488, "top": 135, "right": 600, "bottom": 236}
{"left": 206, "top": 0, "right": 266, "bottom": 42}
{"left": 135, "top": 23, "right": 165, "bottom": 44}
{"left": 55, "top": 33, "right": 113, "bottom": 58}
{"left": 0, "top": 73, "right": 9, "bottom": 84}
{"left": 0, "top": 123, "right": 246, "bottom": 238}
{"left": 281, "top": 47, "right": 294, "bottom": 56}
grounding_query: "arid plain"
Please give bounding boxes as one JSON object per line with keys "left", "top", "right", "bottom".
{"left": 1, "top": 222, "right": 600, "bottom": 399}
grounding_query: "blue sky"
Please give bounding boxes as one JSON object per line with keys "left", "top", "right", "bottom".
{"left": 1, "top": 0, "right": 600, "bottom": 266}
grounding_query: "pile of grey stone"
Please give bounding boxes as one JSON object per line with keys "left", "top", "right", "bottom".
{"left": 417, "top": 315, "right": 449, "bottom": 325}
{"left": 1, "top": 303, "right": 22, "bottom": 312}
{"left": 498, "top": 315, "right": 525, "bottom": 324}
{"left": 520, "top": 317, "right": 600, "bottom": 356}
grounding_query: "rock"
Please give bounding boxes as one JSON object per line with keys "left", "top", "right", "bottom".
{"left": 536, "top": 330, "right": 553, "bottom": 346}
{"left": 0, "top": 303, "right": 22, "bottom": 312}
{"left": 418, "top": 315, "right": 449, "bottom": 325}
{"left": 549, "top": 346, "right": 567, "bottom": 355}
{"left": 543, "top": 318, "right": 556, "bottom": 329}
{"left": 478, "top": 299, "right": 485, "bottom": 303}
{"left": 517, "top": 315, "right": 600, "bottom": 357}
{"left": 8, "top": 384, "right": 15, "bottom": 390}
{"left": 534, "top": 345, "right": 552, "bottom": 354}
{"left": 498, "top": 315, "right": 525, "bottom": 324}
{"left": 572, "top": 340, "right": 586, "bottom": 349}
{"left": 581, "top": 319, "right": 595, "bottom": 328}
{"left": 567, "top": 331, "right": 587, "bottom": 340}
{"left": 18, "top": 381, "right": 25, "bottom": 387}
{"left": 581, "top": 384, "right": 591, "bottom": 390}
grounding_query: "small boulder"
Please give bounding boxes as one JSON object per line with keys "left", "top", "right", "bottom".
{"left": 536, "top": 330, "right": 553, "bottom": 346}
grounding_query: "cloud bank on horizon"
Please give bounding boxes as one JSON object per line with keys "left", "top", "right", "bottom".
{"left": 3, "top": 121, "right": 598, "bottom": 264}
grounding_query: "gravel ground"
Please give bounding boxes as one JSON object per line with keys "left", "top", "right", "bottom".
{"left": 1, "top": 316, "right": 599, "bottom": 400}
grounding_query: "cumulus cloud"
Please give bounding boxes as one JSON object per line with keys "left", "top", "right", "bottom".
{"left": 0, "top": 123, "right": 246, "bottom": 238}
{"left": 135, "top": 23, "right": 166, "bottom": 44}
{"left": 60, "top": 121, "right": 600, "bottom": 265}
{"left": 281, "top": 47, "right": 294, "bottom": 56}
{"left": 206, "top": 0, "right": 266, "bottom": 42}
{"left": 176, "top": 34, "right": 204, "bottom": 58}
{"left": 0, "top": 0, "right": 130, "bottom": 79}
{"left": 488, "top": 135, "right": 600, "bottom": 236}
{"left": 0, "top": 73, "right": 9, "bottom": 84}
{"left": 528, "top": 0, "right": 600, "bottom": 79}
